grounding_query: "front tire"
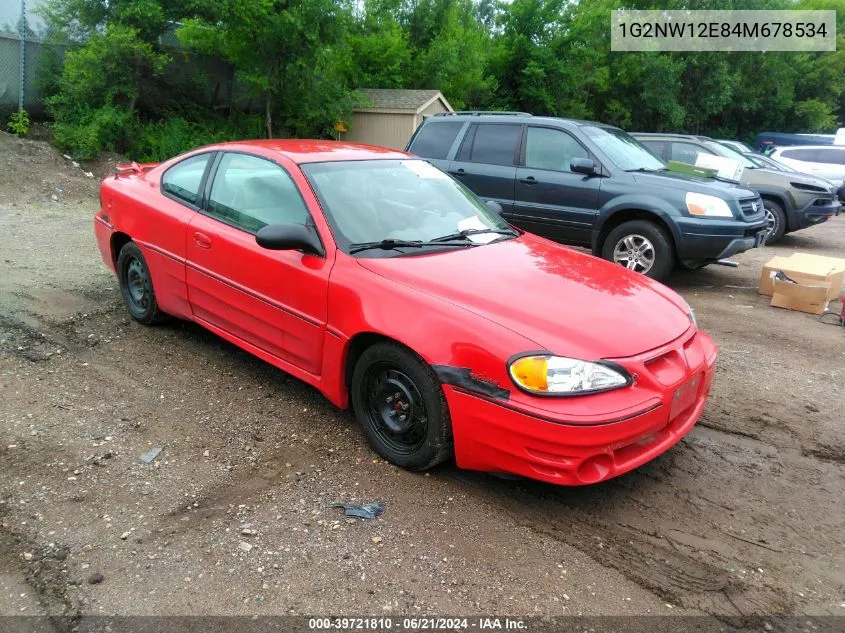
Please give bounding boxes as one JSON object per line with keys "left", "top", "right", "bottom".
{"left": 601, "top": 220, "right": 673, "bottom": 281}
{"left": 117, "top": 242, "right": 166, "bottom": 324}
{"left": 351, "top": 342, "right": 453, "bottom": 471}
{"left": 762, "top": 199, "right": 787, "bottom": 244}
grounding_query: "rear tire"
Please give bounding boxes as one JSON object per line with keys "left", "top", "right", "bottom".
{"left": 601, "top": 220, "right": 673, "bottom": 281}
{"left": 762, "top": 199, "right": 787, "bottom": 244}
{"left": 117, "top": 242, "right": 167, "bottom": 325}
{"left": 351, "top": 342, "right": 453, "bottom": 471}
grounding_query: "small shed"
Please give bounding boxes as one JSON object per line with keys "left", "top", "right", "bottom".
{"left": 341, "top": 89, "right": 454, "bottom": 150}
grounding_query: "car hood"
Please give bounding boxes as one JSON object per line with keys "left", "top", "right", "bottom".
{"left": 744, "top": 168, "right": 837, "bottom": 193}
{"left": 356, "top": 234, "right": 692, "bottom": 360}
{"left": 631, "top": 170, "right": 757, "bottom": 200}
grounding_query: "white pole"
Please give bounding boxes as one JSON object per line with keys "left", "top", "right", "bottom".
{"left": 18, "top": 0, "right": 26, "bottom": 111}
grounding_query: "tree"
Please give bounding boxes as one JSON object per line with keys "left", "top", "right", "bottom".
{"left": 178, "top": 0, "right": 356, "bottom": 138}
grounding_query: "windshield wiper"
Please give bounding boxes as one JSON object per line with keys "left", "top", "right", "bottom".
{"left": 624, "top": 167, "right": 666, "bottom": 172}
{"left": 430, "top": 228, "right": 518, "bottom": 243}
{"left": 348, "top": 239, "right": 476, "bottom": 255}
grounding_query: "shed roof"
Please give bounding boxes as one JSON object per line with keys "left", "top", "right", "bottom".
{"left": 355, "top": 89, "right": 452, "bottom": 114}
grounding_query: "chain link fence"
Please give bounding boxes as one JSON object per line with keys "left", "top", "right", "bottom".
{"left": 0, "top": 0, "right": 249, "bottom": 127}
{"left": 0, "top": 0, "right": 49, "bottom": 120}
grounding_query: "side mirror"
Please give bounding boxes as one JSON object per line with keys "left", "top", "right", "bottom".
{"left": 256, "top": 223, "right": 323, "bottom": 255}
{"left": 485, "top": 200, "right": 504, "bottom": 216}
{"left": 571, "top": 158, "right": 597, "bottom": 176}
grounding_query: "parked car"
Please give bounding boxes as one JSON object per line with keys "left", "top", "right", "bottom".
{"left": 768, "top": 145, "right": 845, "bottom": 188}
{"left": 94, "top": 140, "right": 718, "bottom": 486}
{"left": 745, "top": 151, "right": 845, "bottom": 204}
{"left": 634, "top": 133, "right": 841, "bottom": 243}
{"left": 717, "top": 139, "right": 754, "bottom": 154}
{"left": 406, "top": 112, "right": 767, "bottom": 280}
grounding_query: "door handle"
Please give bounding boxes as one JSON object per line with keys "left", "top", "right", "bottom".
{"left": 193, "top": 232, "right": 212, "bottom": 249}
{"left": 519, "top": 176, "right": 538, "bottom": 185}
{"left": 450, "top": 168, "right": 467, "bottom": 177}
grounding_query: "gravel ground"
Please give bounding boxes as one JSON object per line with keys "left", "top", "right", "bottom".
{"left": 1, "top": 131, "right": 844, "bottom": 626}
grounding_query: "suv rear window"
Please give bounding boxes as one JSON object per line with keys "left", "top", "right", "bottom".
{"left": 408, "top": 121, "right": 463, "bottom": 159}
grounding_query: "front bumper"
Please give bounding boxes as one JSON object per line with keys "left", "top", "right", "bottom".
{"left": 792, "top": 196, "right": 840, "bottom": 230}
{"left": 449, "top": 329, "right": 718, "bottom": 486}
{"left": 674, "top": 216, "right": 768, "bottom": 262}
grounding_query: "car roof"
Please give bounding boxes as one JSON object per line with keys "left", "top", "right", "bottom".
{"left": 206, "top": 139, "right": 413, "bottom": 164}
{"left": 426, "top": 112, "right": 617, "bottom": 131}
{"left": 633, "top": 133, "right": 714, "bottom": 142}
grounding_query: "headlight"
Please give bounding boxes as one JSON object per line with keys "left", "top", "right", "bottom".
{"left": 685, "top": 192, "right": 733, "bottom": 217}
{"left": 508, "top": 355, "right": 631, "bottom": 396}
{"left": 687, "top": 305, "right": 698, "bottom": 328}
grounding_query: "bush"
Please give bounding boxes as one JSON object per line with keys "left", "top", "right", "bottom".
{"left": 6, "top": 110, "right": 31, "bottom": 136}
{"left": 131, "top": 113, "right": 265, "bottom": 162}
{"left": 51, "top": 104, "right": 135, "bottom": 160}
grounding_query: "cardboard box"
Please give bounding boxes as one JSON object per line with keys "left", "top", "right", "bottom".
{"left": 771, "top": 278, "right": 831, "bottom": 315}
{"left": 759, "top": 253, "right": 845, "bottom": 300}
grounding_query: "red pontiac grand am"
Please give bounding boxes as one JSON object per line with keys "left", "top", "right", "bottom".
{"left": 94, "top": 140, "right": 717, "bottom": 486}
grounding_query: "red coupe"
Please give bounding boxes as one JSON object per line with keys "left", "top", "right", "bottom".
{"left": 94, "top": 141, "right": 717, "bottom": 486}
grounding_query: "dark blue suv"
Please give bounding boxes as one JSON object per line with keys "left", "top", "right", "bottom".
{"left": 406, "top": 112, "right": 768, "bottom": 280}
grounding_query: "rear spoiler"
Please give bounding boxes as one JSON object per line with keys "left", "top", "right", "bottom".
{"left": 114, "top": 161, "right": 158, "bottom": 177}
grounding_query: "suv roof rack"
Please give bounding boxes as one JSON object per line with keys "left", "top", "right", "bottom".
{"left": 433, "top": 111, "right": 532, "bottom": 117}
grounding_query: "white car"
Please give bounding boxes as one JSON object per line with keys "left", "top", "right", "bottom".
{"left": 769, "top": 145, "right": 845, "bottom": 183}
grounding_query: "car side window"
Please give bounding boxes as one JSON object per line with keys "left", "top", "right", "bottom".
{"left": 781, "top": 149, "right": 815, "bottom": 161}
{"left": 813, "top": 148, "right": 845, "bottom": 165}
{"left": 464, "top": 123, "right": 521, "bottom": 166}
{"left": 409, "top": 121, "right": 464, "bottom": 159}
{"left": 455, "top": 124, "right": 477, "bottom": 161}
{"left": 524, "top": 127, "right": 588, "bottom": 172}
{"left": 641, "top": 140, "right": 665, "bottom": 159}
{"left": 161, "top": 154, "right": 211, "bottom": 206}
{"left": 670, "top": 142, "right": 708, "bottom": 165}
{"left": 206, "top": 153, "right": 310, "bottom": 233}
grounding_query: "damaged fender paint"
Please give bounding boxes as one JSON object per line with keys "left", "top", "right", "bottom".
{"left": 432, "top": 365, "right": 510, "bottom": 401}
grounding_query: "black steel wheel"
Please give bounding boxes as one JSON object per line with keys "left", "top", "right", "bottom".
{"left": 351, "top": 342, "right": 452, "bottom": 470}
{"left": 117, "top": 242, "right": 166, "bottom": 324}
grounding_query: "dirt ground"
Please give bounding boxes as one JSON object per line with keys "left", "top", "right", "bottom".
{"left": 1, "top": 131, "right": 844, "bottom": 626}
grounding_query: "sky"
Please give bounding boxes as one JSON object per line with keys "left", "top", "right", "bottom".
{"left": 0, "top": 0, "right": 46, "bottom": 34}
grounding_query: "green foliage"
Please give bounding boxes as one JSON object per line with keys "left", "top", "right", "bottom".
{"left": 7, "top": 110, "right": 31, "bottom": 137}
{"left": 51, "top": 104, "right": 134, "bottom": 160}
{"left": 132, "top": 114, "right": 265, "bottom": 161}
{"left": 177, "top": 0, "right": 354, "bottom": 138}
{"left": 793, "top": 99, "right": 840, "bottom": 133}
{"left": 38, "top": 0, "right": 845, "bottom": 160}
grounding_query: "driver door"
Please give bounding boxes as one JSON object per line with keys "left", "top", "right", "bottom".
{"left": 512, "top": 126, "right": 601, "bottom": 245}
{"left": 185, "top": 152, "right": 332, "bottom": 375}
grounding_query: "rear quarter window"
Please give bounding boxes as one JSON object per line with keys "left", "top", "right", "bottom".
{"left": 162, "top": 153, "right": 212, "bottom": 206}
{"left": 408, "top": 121, "right": 464, "bottom": 159}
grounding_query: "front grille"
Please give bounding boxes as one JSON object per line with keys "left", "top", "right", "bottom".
{"left": 739, "top": 197, "right": 763, "bottom": 217}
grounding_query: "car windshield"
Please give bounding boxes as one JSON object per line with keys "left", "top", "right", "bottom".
{"left": 302, "top": 159, "right": 514, "bottom": 255}
{"left": 582, "top": 126, "right": 666, "bottom": 171}
{"left": 722, "top": 140, "right": 753, "bottom": 153}
{"left": 703, "top": 141, "right": 758, "bottom": 168}
{"left": 745, "top": 153, "right": 793, "bottom": 171}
